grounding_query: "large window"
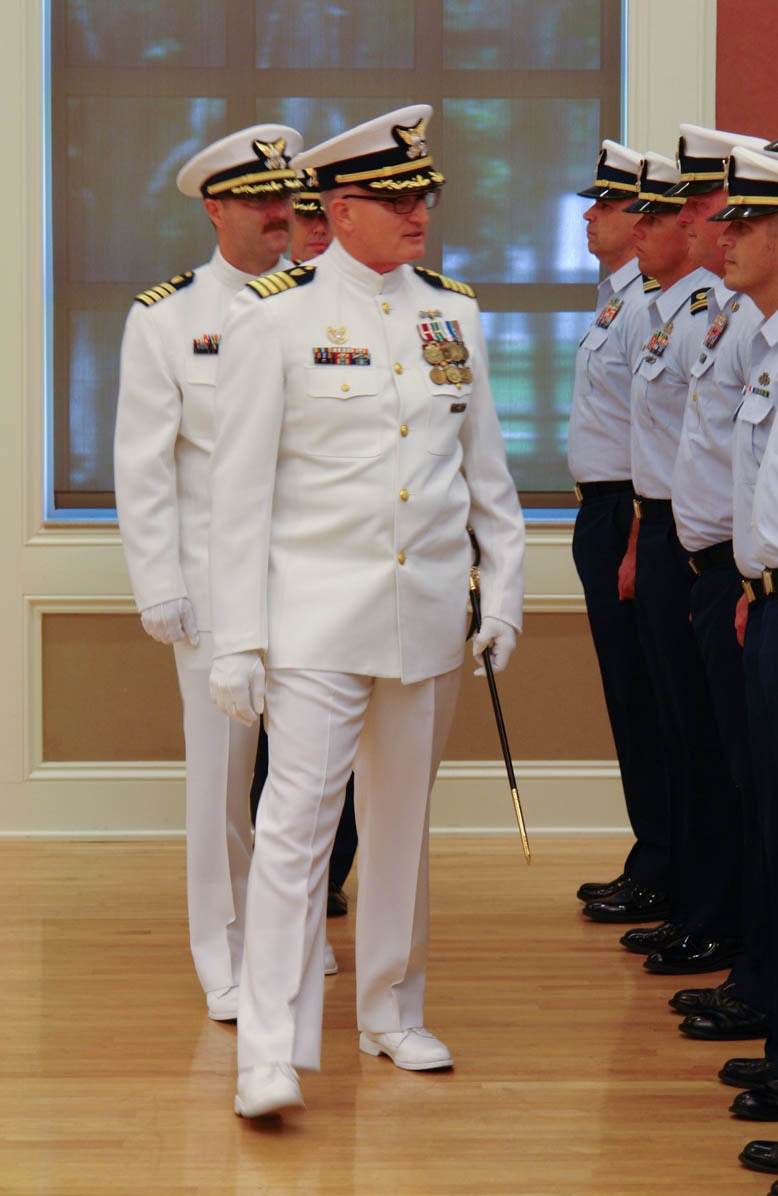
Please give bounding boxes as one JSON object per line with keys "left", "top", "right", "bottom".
{"left": 47, "top": 0, "right": 622, "bottom": 517}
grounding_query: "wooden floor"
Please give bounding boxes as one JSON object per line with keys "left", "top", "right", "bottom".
{"left": 5, "top": 834, "right": 772, "bottom": 1195}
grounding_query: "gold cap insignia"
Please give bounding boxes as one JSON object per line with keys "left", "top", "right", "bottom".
{"left": 253, "top": 138, "right": 289, "bottom": 172}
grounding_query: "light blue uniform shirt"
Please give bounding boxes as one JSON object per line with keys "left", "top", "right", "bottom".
{"left": 567, "top": 257, "right": 653, "bottom": 483}
{"left": 630, "top": 266, "right": 718, "bottom": 499}
{"left": 744, "top": 314, "right": 778, "bottom": 572}
{"left": 672, "top": 280, "right": 761, "bottom": 552}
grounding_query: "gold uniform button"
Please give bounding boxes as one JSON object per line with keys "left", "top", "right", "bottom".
{"left": 400, "top": 424, "right": 409, "bottom": 437}
{"left": 692, "top": 391, "right": 697, "bottom": 402}
{"left": 382, "top": 301, "right": 391, "bottom": 314}
{"left": 399, "top": 488, "right": 409, "bottom": 502}
{"left": 393, "top": 362, "right": 403, "bottom": 375}
{"left": 340, "top": 383, "right": 350, "bottom": 393}
{"left": 397, "top": 551, "right": 406, "bottom": 565}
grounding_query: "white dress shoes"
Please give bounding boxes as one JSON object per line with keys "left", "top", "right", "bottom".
{"left": 206, "top": 985, "right": 239, "bottom": 1021}
{"left": 359, "top": 1027, "right": 453, "bottom": 1071}
{"left": 234, "top": 1064, "right": 305, "bottom": 1118}
{"left": 324, "top": 940, "right": 339, "bottom": 975}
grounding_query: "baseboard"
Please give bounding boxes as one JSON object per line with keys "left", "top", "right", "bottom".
{"left": 0, "top": 759, "right": 630, "bottom": 838}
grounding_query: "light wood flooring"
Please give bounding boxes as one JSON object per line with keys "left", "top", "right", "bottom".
{"left": 4, "top": 834, "right": 771, "bottom": 1195}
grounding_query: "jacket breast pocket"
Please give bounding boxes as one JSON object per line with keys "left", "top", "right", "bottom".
{"left": 301, "top": 366, "right": 381, "bottom": 458}
{"left": 633, "top": 354, "right": 672, "bottom": 431}
{"left": 182, "top": 356, "right": 219, "bottom": 441}
{"left": 736, "top": 392, "right": 775, "bottom": 469}
{"left": 426, "top": 386, "right": 470, "bottom": 456}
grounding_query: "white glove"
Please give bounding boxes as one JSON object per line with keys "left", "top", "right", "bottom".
{"left": 140, "top": 598, "right": 200, "bottom": 647}
{"left": 473, "top": 616, "right": 516, "bottom": 675}
{"left": 209, "top": 651, "right": 265, "bottom": 726}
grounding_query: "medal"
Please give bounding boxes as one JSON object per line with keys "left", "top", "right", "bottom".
{"left": 445, "top": 364, "right": 462, "bottom": 384}
{"left": 423, "top": 343, "right": 444, "bottom": 364}
{"left": 595, "top": 296, "right": 623, "bottom": 329}
{"left": 430, "top": 366, "right": 446, "bottom": 384}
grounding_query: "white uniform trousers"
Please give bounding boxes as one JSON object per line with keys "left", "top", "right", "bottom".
{"left": 173, "top": 633, "right": 257, "bottom": 994}
{"left": 236, "top": 666, "right": 462, "bottom": 1074}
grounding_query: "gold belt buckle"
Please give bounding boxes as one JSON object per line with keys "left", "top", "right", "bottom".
{"left": 574, "top": 483, "right": 583, "bottom": 503}
{"left": 764, "top": 568, "right": 776, "bottom": 596}
{"left": 743, "top": 578, "right": 757, "bottom": 603}
{"left": 632, "top": 496, "right": 643, "bottom": 520}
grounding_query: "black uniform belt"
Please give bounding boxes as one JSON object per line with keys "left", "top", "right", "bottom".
{"left": 633, "top": 496, "right": 672, "bottom": 522}
{"left": 688, "top": 539, "right": 734, "bottom": 576}
{"left": 743, "top": 576, "right": 768, "bottom": 604}
{"left": 574, "top": 480, "right": 634, "bottom": 503}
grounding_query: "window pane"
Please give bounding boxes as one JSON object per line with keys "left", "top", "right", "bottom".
{"left": 443, "top": 0, "right": 602, "bottom": 70}
{"left": 255, "top": 0, "right": 414, "bottom": 68}
{"left": 66, "top": 97, "right": 226, "bottom": 283}
{"left": 65, "top": 311, "right": 127, "bottom": 498}
{"left": 256, "top": 98, "right": 413, "bottom": 148}
{"left": 64, "top": 0, "right": 227, "bottom": 68}
{"left": 441, "top": 99, "right": 599, "bottom": 284}
{"left": 484, "top": 310, "right": 591, "bottom": 491}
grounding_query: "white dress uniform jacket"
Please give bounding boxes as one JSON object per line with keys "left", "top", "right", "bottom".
{"left": 631, "top": 266, "right": 718, "bottom": 499}
{"left": 115, "top": 248, "right": 290, "bottom": 627}
{"left": 745, "top": 315, "right": 778, "bottom": 572}
{"left": 567, "top": 257, "right": 652, "bottom": 482}
{"left": 210, "top": 238, "right": 525, "bottom": 680}
{"left": 672, "top": 282, "right": 761, "bottom": 552}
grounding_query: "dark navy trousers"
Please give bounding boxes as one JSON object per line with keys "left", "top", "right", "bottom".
{"left": 572, "top": 490, "right": 672, "bottom": 892}
{"left": 634, "top": 509, "right": 741, "bottom": 937}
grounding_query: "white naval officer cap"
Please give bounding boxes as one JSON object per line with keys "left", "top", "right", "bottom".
{"left": 293, "top": 168, "right": 327, "bottom": 216}
{"left": 708, "top": 144, "right": 778, "bottom": 221}
{"left": 665, "top": 123, "right": 770, "bottom": 198}
{"left": 291, "top": 105, "right": 445, "bottom": 194}
{"left": 625, "top": 152, "right": 683, "bottom": 214}
{"left": 176, "top": 124, "right": 304, "bottom": 199}
{"left": 577, "top": 140, "right": 643, "bottom": 200}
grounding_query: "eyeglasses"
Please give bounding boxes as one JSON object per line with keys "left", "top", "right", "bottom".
{"left": 341, "top": 190, "right": 441, "bottom": 216}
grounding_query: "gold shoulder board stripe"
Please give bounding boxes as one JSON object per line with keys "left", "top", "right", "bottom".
{"left": 134, "top": 271, "right": 194, "bottom": 307}
{"left": 414, "top": 266, "right": 476, "bottom": 299}
{"left": 690, "top": 287, "right": 711, "bottom": 315}
{"left": 246, "top": 264, "right": 316, "bottom": 299}
{"left": 642, "top": 274, "right": 660, "bottom": 293}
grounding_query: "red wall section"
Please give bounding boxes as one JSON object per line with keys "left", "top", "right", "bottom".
{"left": 717, "top": 0, "right": 778, "bottom": 137}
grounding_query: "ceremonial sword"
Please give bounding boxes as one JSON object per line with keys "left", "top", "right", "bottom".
{"left": 467, "top": 527, "right": 531, "bottom": 863}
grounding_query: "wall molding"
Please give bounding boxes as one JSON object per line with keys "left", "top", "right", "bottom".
{"left": 0, "top": 758, "right": 630, "bottom": 838}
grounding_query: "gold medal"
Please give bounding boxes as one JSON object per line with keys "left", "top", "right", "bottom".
{"left": 429, "top": 366, "right": 446, "bottom": 384}
{"left": 445, "top": 364, "right": 462, "bottom": 384}
{"left": 461, "top": 366, "right": 473, "bottom": 384}
{"left": 423, "top": 343, "right": 444, "bottom": 364}
{"left": 448, "top": 343, "right": 464, "bottom": 363}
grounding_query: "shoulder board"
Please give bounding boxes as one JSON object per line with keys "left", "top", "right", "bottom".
{"left": 642, "top": 274, "right": 660, "bottom": 293}
{"left": 246, "top": 264, "right": 316, "bottom": 299}
{"left": 690, "top": 287, "right": 711, "bottom": 315}
{"left": 134, "top": 272, "right": 194, "bottom": 307}
{"left": 413, "top": 266, "right": 476, "bottom": 299}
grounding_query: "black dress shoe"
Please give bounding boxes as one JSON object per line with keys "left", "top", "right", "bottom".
{"left": 327, "top": 883, "right": 348, "bottom": 918}
{"left": 643, "top": 934, "right": 740, "bottom": 975}
{"left": 582, "top": 882, "right": 670, "bottom": 924}
{"left": 576, "top": 873, "right": 628, "bottom": 902}
{"left": 679, "top": 1000, "right": 768, "bottom": 1040}
{"left": 720, "top": 1057, "right": 776, "bottom": 1089}
{"left": 732, "top": 1083, "right": 778, "bottom": 1121}
{"left": 739, "top": 1139, "right": 778, "bottom": 1173}
{"left": 769, "top": 1182, "right": 778, "bottom": 1193}
{"left": 619, "top": 920, "right": 682, "bottom": 954}
{"left": 668, "top": 981, "right": 731, "bottom": 1014}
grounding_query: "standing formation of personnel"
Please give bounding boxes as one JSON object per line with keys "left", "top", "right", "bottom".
{"left": 112, "top": 96, "right": 778, "bottom": 1185}
{"left": 570, "top": 128, "right": 778, "bottom": 1187}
